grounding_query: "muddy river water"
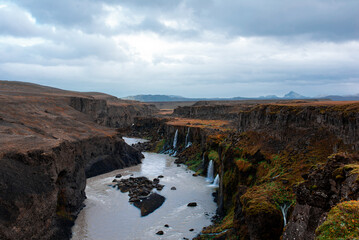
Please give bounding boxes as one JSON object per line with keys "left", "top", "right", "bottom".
{"left": 71, "top": 137, "right": 217, "bottom": 240}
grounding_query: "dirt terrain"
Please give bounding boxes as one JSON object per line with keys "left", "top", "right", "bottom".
{"left": 0, "top": 81, "right": 156, "bottom": 153}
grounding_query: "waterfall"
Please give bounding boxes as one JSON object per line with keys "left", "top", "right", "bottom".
{"left": 173, "top": 129, "right": 178, "bottom": 149}
{"left": 210, "top": 174, "right": 219, "bottom": 187}
{"left": 185, "top": 127, "right": 192, "bottom": 148}
{"left": 206, "top": 160, "right": 214, "bottom": 182}
{"left": 280, "top": 202, "right": 291, "bottom": 226}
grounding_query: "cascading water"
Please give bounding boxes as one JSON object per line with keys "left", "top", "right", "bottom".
{"left": 209, "top": 174, "right": 219, "bottom": 187}
{"left": 185, "top": 127, "right": 192, "bottom": 148}
{"left": 173, "top": 129, "right": 178, "bottom": 149}
{"left": 206, "top": 160, "right": 214, "bottom": 182}
{"left": 280, "top": 202, "right": 291, "bottom": 226}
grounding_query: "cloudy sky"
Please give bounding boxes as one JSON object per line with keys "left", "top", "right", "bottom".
{"left": 0, "top": 0, "right": 358, "bottom": 98}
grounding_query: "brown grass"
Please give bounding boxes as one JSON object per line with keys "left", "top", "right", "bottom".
{"left": 166, "top": 117, "right": 232, "bottom": 131}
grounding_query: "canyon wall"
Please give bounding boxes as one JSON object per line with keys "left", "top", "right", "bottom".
{"left": 236, "top": 104, "right": 359, "bottom": 150}
{"left": 0, "top": 81, "right": 147, "bottom": 239}
{"left": 174, "top": 102, "right": 359, "bottom": 150}
{"left": 69, "top": 96, "right": 157, "bottom": 128}
{"left": 0, "top": 136, "right": 142, "bottom": 240}
{"left": 154, "top": 101, "right": 359, "bottom": 239}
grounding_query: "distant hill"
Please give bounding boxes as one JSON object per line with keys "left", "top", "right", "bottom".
{"left": 320, "top": 94, "right": 359, "bottom": 101}
{"left": 124, "top": 91, "right": 359, "bottom": 102}
{"left": 124, "top": 91, "right": 308, "bottom": 102}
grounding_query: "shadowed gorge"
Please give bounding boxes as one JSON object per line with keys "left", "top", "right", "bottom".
{"left": 1, "top": 81, "right": 359, "bottom": 240}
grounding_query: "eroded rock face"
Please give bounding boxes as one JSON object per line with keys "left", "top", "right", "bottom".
{"left": 236, "top": 104, "right": 359, "bottom": 150}
{"left": 69, "top": 96, "right": 157, "bottom": 128}
{"left": 283, "top": 154, "right": 359, "bottom": 240}
{"left": 0, "top": 81, "right": 147, "bottom": 240}
{"left": 85, "top": 137, "right": 143, "bottom": 178}
{"left": 0, "top": 136, "right": 144, "bottom": 240}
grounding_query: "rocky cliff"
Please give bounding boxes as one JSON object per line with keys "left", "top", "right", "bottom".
{"left": 0, "top": 81, "right": 146, "bottom": 239}
{"left": 236, "top": 103, "right": 359, "bottom": 150}
{"left": 0, "top": 136, "right": 142, "bottom": 240}
{"left": 70, "top": 95, "right": 157, "bottom": 128}
{"left": 146, "top": 100, "right": 359, "bottom": 239}
{"left": 283, "top": 153, "right": 359, "bottom": 240}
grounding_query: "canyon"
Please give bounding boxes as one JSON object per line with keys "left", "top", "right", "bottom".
{"left": 1, "top": 81, "right": 358, "bottom": 240}
{"left": 0, "top": 81, "right": 154, "bottom": 239}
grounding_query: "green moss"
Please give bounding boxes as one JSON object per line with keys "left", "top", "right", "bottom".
{"left": 186, "top": 158, "right": 202, "bottom": 172}
{"left": 208, "top": 150, "right": 220, "bottom": 165}
{"left": 316, "top": 201, "right": 359, "bottom": 240}
{"left": 241, "top": 186, "right": 278, "bottom": 216}
{"left": 154, "top": 139, "right": 165, "bottom": 152}
{"left": 223, "top": 169, "right": 236, "bottom": 188}
{"left": 343, "top": 164, "right": 359, "bottom": 182}
{"left": 201, "top": 208, "right": 235, "bottom": 235}
{"left": 241, "top": 182, "right": 295, "bottom": 217}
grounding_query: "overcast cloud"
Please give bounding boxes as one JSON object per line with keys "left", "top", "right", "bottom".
{"left": 0, "top": 0, "right": 358, "bottom": 97}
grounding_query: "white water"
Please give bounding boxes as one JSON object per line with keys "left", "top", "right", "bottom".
{"left": 206, "top": 160, "right": 214, "bottom": 183}
{"left": 173, "top": 130, "right": 178, "bottom": 149}
{"left": 209, "top": 174, "right": 219, "bottom": 188}
{"left": 71, "top": 138, "right": 217, "bottom": 240}
{"left": 280, "top": 203, "right": 291, "bottom": 226}
{"left": 185, "top": 128, "right": 191, "bottom": 148}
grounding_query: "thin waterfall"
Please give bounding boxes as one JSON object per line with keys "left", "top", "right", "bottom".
{"left": 209, "top": 174, "right": 219, "bottom": 187}
{"left": 206, "top": 160, "right": 214, "bottom": 182}
{"left": 280, "top": 202, "right": 291, "bottom": 226}
{"left": 173, "top": 129, "right": 178, "bottom": 149}
{"left": 185, "top": 127, "right": 192, "bottom": 148}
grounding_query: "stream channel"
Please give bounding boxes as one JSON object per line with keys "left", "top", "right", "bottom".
{"left": 72, "top": 137, "right": 217, "bottom": 240}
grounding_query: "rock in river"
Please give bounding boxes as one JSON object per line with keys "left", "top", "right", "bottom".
{"left": 133, "top": 193, "right": 166, "bottom": 216}
{"left": 114, "top": 176, "right": 166, "bottom": 216}
{"left": 187, "top": 202, "right": 197, "bottom": 207}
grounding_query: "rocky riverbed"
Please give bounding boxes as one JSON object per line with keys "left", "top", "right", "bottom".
{"left": 71, "top": 138, "right": 217, "bottom": 240}
{"left": 113, "top": 176, "right": 166, "bottom": 216}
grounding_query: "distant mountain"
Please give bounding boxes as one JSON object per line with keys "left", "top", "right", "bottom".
{"left": 258, "top": 95, "right": 280, "bottom": 99}
{"left": 124, "top": 91, "right": 358, "bottom": 102}
{"left": 283, "top": 91, "right": 308, "bottom": 99}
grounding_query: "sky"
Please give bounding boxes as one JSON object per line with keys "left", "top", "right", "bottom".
{"left": 0, "top": 0, "right": 358, "bottom": 98}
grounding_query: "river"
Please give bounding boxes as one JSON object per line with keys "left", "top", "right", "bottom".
{"left": 71, "top": 137, "right": 217, "bottom": 240}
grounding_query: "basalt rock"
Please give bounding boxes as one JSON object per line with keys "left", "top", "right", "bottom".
{"left": 69, "top": 96, "right": 157, "bottom": 129}
{"left": 84, "top": 137, "right": 143, "bottom": 178}
{"left": 0, "top": 81, "right": 148, "bottom": 240}
{"left": 283, "top": 153, "right": 359, "bottom": 240}
{"left": 0, "top": 136, "right": 143, "bottom": 240}
{"left": 134, "top": 193, "right": 166, "bottom": 216}
{"left": 187, "top": 202, "right": 197, "bottom": 207}
{"left": 114, "top": 176, "right": 165, "bottom": 216}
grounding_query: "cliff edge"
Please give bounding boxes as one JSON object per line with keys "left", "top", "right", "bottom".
{"left": 0, "top": 81, "right": 149, "bottom": 239}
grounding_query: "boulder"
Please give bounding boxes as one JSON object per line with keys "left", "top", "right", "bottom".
{"left": 187, "top": 202, "right": 197, "bottom": 207}
{"left": 156, "top": 231, "right": 164, "bottom": 235}
{"left": 134, "top": 193, "right": 166, "bottom": 216}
